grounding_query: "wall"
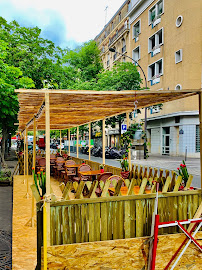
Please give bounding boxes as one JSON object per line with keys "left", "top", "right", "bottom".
{"left": 41, "top": 232, "right": 202, "bottom": 270}
{"left": 151, "top": 127, "right": 160, "bottom": 153}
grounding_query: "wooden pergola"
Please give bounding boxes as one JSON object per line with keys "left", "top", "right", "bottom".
{"left": 15, "top": 88, "right": 202, "bottom": 250}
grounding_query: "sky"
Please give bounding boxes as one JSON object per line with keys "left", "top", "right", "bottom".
{"left": 0, "top": 0, "right": 126, "bottom": 49}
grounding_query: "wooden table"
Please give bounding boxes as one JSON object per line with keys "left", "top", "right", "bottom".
{"left": 79, "top": 170, "right": 106, "bottom": 181}
{"left": 65, "top": 164, "right": 80, "bottom": 168}
{"left": 108, "top": 186, "right": 151, "bottom": 196}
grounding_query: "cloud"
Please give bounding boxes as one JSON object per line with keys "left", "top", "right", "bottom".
{"left": 0, "top": 0, "right": 125, "bottom": 48}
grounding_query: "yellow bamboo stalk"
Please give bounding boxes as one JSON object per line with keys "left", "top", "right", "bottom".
{"left": 43, "top": 201, "right": 47, "bottom": 270}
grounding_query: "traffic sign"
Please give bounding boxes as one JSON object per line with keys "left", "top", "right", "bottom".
{"left": 121, "top": 124, "right": 127, "bottom": 134}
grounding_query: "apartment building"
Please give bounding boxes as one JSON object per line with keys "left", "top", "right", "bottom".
{"left": 95, "top": 0, "right": 202, "bottom": 157}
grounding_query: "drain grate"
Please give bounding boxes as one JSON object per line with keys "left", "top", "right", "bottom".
{"left": 0, "top": 230, "right": 12, "bottom": 270}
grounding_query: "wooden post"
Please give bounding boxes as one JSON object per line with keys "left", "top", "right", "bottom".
{"left": 199, "top": 93, "right": 202, "bottom": 188}
{"left": 60, "top": 130, "right": 62, "bottom": 155}
{"left": 77, "top": 127, "right": 79, "bottom": 158}
{"left": 127, "top": 112, "right": 131, "bottom": 170}
{"left": 43, "top": 201, "right": 48, "bottom": 270}
{"left": 24, "top": 127, "right": 30, "bottom": 198}
{"left": 102, "top": 119, "right": 105, "bottom": 165}
{"left": 31, "top": 116, "right": 36, "bottom": 226}
{"left": 89, "top": 123, "right": 91, "bottom": 161}
{"left": 45, "top": 92, "right": 50, "bottom": 246}
{"left": 23, "top": 133, "right": 26, "bottom": 184}
{"left": 68, "top": 129, "right": 70, "bottom": 156}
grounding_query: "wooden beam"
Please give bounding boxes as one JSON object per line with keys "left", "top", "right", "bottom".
{"left": 89, "top": 123, "right": 91, "bottom": 161}
{"left": 126, "top": 112, "right": 131, "bottom": 170}
{"left": 102, "top": 119, "right": 105, "bottom": 165}
{"left": 45, "top": 92, "right": 50, "bottom": 246}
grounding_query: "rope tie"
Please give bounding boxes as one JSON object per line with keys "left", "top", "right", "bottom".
{"left": 40, "top": 193, "right": 64, "bottom": 210}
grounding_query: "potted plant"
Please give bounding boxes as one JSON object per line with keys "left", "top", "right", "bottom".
{"left": 120, "top": 154, "right": 130, "bottom": 179}
{"left": 176, "top": 160, "right": 189, "bottom": 189}
{"left": 33, "top": 168, "right": 46, "bottom": 199}
{"left": 0, "top": 170, "right": 12, "bottom": 186}
{"left": 100, "top": 164, "right": 104, "bottom": 173}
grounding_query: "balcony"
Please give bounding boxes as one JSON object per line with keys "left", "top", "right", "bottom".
{"left": 150, "top": 74, "right": 161, "bottom": 86}
{"left": 108, "top": 24, "right": 129, "bottom": 48}
{"left": 151, "top": 45, "right": 161, "bottom": 57}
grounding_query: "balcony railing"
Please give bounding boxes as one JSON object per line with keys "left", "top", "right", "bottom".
{"left": 109, "top": 24, "right": 129, "bottom": 47}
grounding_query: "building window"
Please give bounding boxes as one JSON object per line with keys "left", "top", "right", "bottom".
{"left": 149, "top": 0, "right": 163, "bottom": 25}
{"left": 107, "top": 54, "right": 110, "bottom": 66}
{"left": 196, "top": 125, "right": 200, "bottom": 152}
{"left": 148, "top": 28, "right": 163, "bottom": 55}
{"left": 175, "top": 49, "right": 182, "bottom": 64}
{"left": 111, "top": 22, "right": 114, "bottom": 30}
{"left": 133, "top": 20, "right": 141, "bottom": 40}
{"left": 176, "top": 15, "right": 183, "bottom": 27}
{"left": 122, "top": 39, "right": 126, "bottom": 53}
{"left": 122, "top": 57, "right": 126, "bottom": 63}
{"left": 119, "top": 12, "right": 121, "bottom": 22}
{"left": 175, "top": 84, "right": 182, "bottom": 90}
{"left": 148, "top": 58, "right": 163, "bottom": 84}
{"left": 132, "top": 46, "right": 140, "bottom": 63}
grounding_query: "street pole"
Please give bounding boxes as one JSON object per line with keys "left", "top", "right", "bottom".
{"left": 109, "top": 47, "right": 148, "bottom": 159}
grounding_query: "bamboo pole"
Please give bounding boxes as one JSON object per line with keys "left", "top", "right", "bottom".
{"left": 77, "top": 127, "right": 79, "bottom": 158}
{"left": 199, "top": 93, "right": 202, "bottom": 188}
{"left": 23, "top": 133, "right": 26, "bottom": 184}
{"left": 126, "top": 112, "right": 131, "bottom": 170}
{"left": 45, "top": 92, "right": 50, "bottom": 246}
{"left": 89, "top": 123, "right": 91, "bottom": 161}
{"left": 43, "top": 201, "right": 48, "bottom": 270}
{"left": 31, "top": 116, "right": 36, "bottom": 226}
{"left": 68, "top": 129, "right": 70, "bottom": 156}
{"left": 60, "top": 130, "right": 62, "bottom": 155}
{"left": 102, "top": 119, "right": 105, "bottom": 165}
{"left": 24, "top": 127, "right": 30, "bottom": 198}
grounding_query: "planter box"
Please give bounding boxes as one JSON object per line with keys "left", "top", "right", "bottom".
{"left": 0, "top": 180, "right": 11, "bottom": 186}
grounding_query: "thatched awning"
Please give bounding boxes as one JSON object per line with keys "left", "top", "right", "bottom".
{"left": 15, "top": 89, "right": 201, "bottom": 131}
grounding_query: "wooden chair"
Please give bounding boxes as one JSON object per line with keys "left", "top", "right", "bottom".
{"left": 53, "top": 157, "right": 65, "bottom": 180}
{"left": 36, "top": 155, "right": 41, "bottom": 166}
{"left": 36, "top": 157, "right": 46, "bottom": 173}
{"left": 95, "top": 172, "right": 113, "bottom": 197}
{"left": 50, "top": 154, "right": 56, "bottom": 175}
{"left": 72, "top": 164, "right": 92, "bottom": 183}
{"left": 108, "top": 175, "right": 125, "bottom": 196}
{"left": 61, "top": 160, "right": 76, "bottom": 183}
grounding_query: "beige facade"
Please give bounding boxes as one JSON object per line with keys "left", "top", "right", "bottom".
{"left": 95, "top": 0, "right": 202, "bottom": 156}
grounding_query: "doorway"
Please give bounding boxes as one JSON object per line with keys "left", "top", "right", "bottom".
{"left": 162, "top": 127, "right": 170, "bottom": 155}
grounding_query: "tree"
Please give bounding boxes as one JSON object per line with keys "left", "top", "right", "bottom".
{"left": 0, "top": 17, "right": 70, "bottom": 89}
{"left": 63, "top": 40, "right": 103, "bottom": 82}
{"left": 0, "top": 41, "right": 35, "bottom": 165}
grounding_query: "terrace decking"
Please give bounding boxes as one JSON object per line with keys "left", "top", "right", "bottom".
{"left": 12, "top": 175, "right": 62, "bottom": 270}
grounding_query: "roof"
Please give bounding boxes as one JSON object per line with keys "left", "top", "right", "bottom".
{"left": 15, "top": 89, "right": 201, "bottom": 131}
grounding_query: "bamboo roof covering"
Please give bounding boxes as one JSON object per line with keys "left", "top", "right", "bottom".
{"left": 15, "top": 89, "right": 201, "bottom": 131}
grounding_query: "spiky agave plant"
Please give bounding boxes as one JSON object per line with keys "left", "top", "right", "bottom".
{"left": 32, "top": 168, "right": 46, "bottom": 198}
